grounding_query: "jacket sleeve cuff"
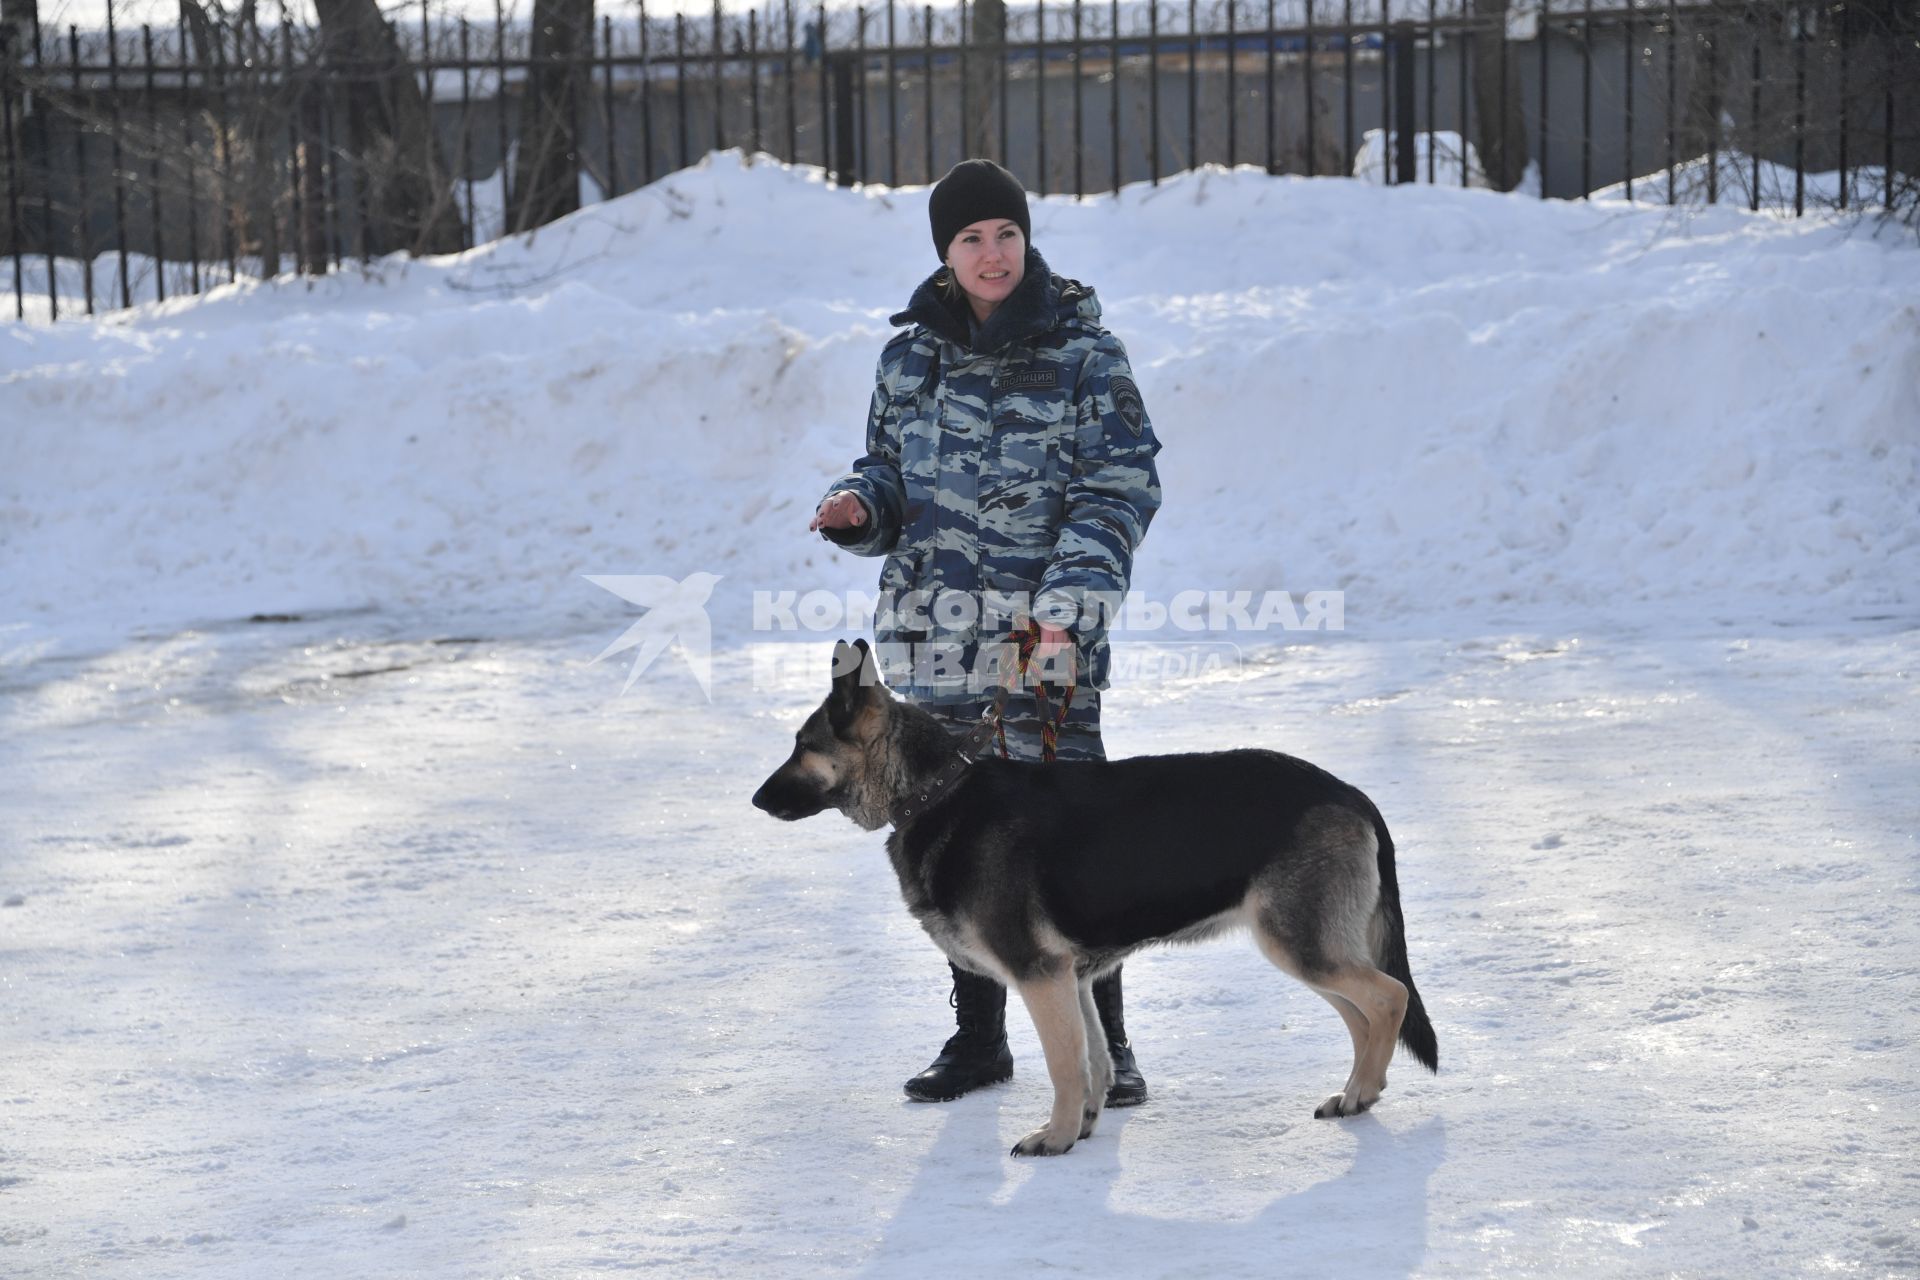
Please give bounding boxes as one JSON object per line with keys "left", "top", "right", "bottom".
{"left": 816, "top": 487, "right": 894, "bottom": 557}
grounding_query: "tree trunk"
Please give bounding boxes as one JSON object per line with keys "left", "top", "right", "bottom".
{"left": 966, "top": 0, "right": 1005, "bottom": 161}
{"left": 1470, "top": 0, "right": 1530, "bottom": 192}
{"left": 311, "top": 0, "right": 464, "bottom": 255}
{"left": 509, "top": 0, "right": 592, "bottom": 233}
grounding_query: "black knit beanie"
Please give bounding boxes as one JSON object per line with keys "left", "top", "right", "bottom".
{"left": 929, "top": 159, "right": 1032, "bottom": 261}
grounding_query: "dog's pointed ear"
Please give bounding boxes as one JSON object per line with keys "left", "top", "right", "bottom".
{"left": 827, "top": 639, "right": 866, "bottom": 732}
{"left": 828, "top": 638, "right": 886, "bottom": 733}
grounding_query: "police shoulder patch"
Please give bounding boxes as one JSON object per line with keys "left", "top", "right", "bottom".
{"left": 1110, "top": 375, "right": 1146, "bottom": 438}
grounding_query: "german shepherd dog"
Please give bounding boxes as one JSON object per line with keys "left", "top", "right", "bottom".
{"left": 752, "top": 640, "right": 1438, "bottom": 1157}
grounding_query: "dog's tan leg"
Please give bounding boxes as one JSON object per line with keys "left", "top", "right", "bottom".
{"left": 1009, "top": 965, "right": 1089, "bottom": 1157}
{"left": 1077, "top": 976, "right": 1111, "bottom": 1139}
{"left": 1309, "top": 967, "right": 1408, "bottom": 1119}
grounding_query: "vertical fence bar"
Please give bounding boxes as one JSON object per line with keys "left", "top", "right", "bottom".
{"left": 1037, "top": 0, "right": 1048, "bottom": 190}
{"left": 2, "top": 50, "right": 20, "bottom": 318}
{"left": 641, "top": 1, "right": 656, "bottom": 182}
{"left": 886, "top": 0, "right": 897, "bottom": 183}
{"left": 784, "top": 0, "right": 795, "bottom": 164}
{"left": 748, "top": 10, "right": 761, "bottom": 159}
{"left": 1837, "top": 0, "right": 1848, "bottom": 209}
{"left": 34, "top": 11, "right": 56, "bottom": 318}
{"left": 1666, "top": 2, "right": 1676, "bottom": 202}
{"left": 68, "top": 27, "right": 95, "bottom": 315}
{"left": 1498, "top": 4, "right": 1509, "bottom": 191}
{"left": 958, "top": 0, "right": 969, "bottom": 170}
{"left": 107, "top": 0, "right": 130, "bottom": 309}
{"left": 1265, "top": 0, "right": 1276, "bottom": 173}
{"left": 460, "top": 20, "right": 475, "bottom": 242}
{"left": 421, "top": 0, "right": 437, "bottom": 230}
{"left": 604, "top": 15, "right": 621, "bottom": 191}
{"left": 247, "top": 3, "right": 273, "bottom": 278}
{"left": 213, "top": 26, "right": 237, "bottom": 278}
{"left": 960, "top": 0, "right": 975, "bottom": 167}
{"left": 829, "top": 39, "right": 853, "bottom": 181}
{"left": 1459, "top": 23, "right": 1469, "bottom": 185}
{"left": 1305, "top": 0, "right": 1316, "bottom": 176}
{"left": 1705, "top": 16, "right": 1718, "bottom": 203}
{"left": 319, "top": 39, "right": 338, "bottom": 267}
{"left": 1393, "top": 19, "right": 1415, "bottom": 181}
{"left": 1537, "top": 0, "right": 1549, "bottom": 197}
{"left": 494, "top": 0, "right": 510, "bottom": 230}
{"left": 1149, "top": 0, "right": 1159, "bottom": 182}
{"left": 923, "top": 4, "right": 933, "bottom": 181}
{"left": 1792, "top": 4, "right": 1804, "bottom": 216}
{"left": 854, "top": 6, "right": 865, "bottom": 181}
{"left": 1073, "top": 0, "right": 1084, "bottom": 196}
{"left": 1342, "top": 0, "right": 1353, "bottom": 175}
{"left": 1882, "top": 77, "right": 1891, "bottom": 211}
{"left": 178, "top": 16, "right": 201, "bottom": 290}
{"left": 142, "top": 25, "right": 165, "bottom": 300}
{"left": 1623, "top": 1, "right": 1633, "bottom": 199}
{"left": 1381, "top": 0, "right": 1392, "bottom": 183}
{"left": 1748, "top": 19, "right": 1759, "bottom": 212}
{"left": 1426, "top": 0, "right": 1435, "bottom": 181}
{"left": 1225, "top": 0, "right": 1235, "bottom": 169}
{"left": 676, "top": 13, "right": 689, "bottom": 170}
{"left": 817, "top": 2, "right": 829, "bottom": 170}
{"left": 713, "top": 0, "right": 725, "bottom": 156}
{"left": 284, "top": 17, "right": 306, "bottom": 271}
{"left": 999, "top": 0, "right": 1009, "bottom": 164}
{"left": 1185, "top": 0, "right": 1195, "bottom": 170}
{"left": 1581, "top": 0, "right": 1591, "bottom": 196}
{"left": 1112, "top": 0, "right": 1122, "bottom": 189}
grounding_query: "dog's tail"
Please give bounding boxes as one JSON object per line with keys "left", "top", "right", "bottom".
{"left": 1366, "top": 808, "right": 1439, "bottom": 1074}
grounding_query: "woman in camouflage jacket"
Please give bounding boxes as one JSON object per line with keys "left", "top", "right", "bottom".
{"left": 811, "top": 159, "right": 1163, "bottom": 1108}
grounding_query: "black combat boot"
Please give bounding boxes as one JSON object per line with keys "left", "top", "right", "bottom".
{"left": 903, "top": 964, "right": 1015, "bottom": 1102}
{"left": 1093, "top": 966, "right": 1148, "bottom": 1107}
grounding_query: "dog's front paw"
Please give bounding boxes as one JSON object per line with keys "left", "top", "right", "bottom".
{"left": 1079, "top": 1102, "right": 1102, "bottom": 1140}
{"left": 1011, "top": 1126, "right": 1076, "bottom": 1157}
{"left": 1313, "top": 1090, "right": 1376, "bottom": 1119}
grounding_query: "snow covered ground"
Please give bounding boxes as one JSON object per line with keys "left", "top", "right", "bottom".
{"left": 3, "top": 154, "right": 1918, "bottom": 1276}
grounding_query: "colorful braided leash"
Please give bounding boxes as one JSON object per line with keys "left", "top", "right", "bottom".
{"left": 994, "top": 621, "right": 1077, "bottom": 765}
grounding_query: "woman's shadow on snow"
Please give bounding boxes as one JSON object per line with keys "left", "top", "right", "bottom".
{"left": 861, "top": 1096, "right": 1446, "bottom": 1277}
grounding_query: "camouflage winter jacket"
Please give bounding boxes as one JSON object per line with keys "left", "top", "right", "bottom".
{"left": 820, "top": 247, "right": 1163, "bottom": 704}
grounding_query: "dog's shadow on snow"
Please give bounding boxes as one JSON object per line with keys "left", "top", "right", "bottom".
{"left": 862, "top": 1099, "right": 1446, "bottom": 1276}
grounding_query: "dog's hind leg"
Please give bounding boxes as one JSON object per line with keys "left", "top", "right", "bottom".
{"left": 1076, "top": 975, "right": 1112, "bottom": 1139}
{"left": 1306, "top": 967, "right": 1409, "bottom": 1119}
{"left": 1009, "top": 964, "right": 1090, "bottom": 1157}
{"left": 1252, "top": 922, "right": 1407, "bottom": 1121}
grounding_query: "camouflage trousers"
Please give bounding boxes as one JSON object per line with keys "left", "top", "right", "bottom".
{"left": 919, "top": 690, "right": 1106, "bottom": 764}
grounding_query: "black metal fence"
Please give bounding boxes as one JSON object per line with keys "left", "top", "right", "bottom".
{"left": 2, "top": 0, "right": 1915, "bottom": 321}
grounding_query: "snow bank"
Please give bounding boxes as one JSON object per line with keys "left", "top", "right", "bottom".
{"left": 4, "top": 151, "right": 1916, "bottom": 651}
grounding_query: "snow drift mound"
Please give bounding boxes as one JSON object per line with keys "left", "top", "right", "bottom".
{"left": 3, "top": 151, "right": 1915, "bottom": 646}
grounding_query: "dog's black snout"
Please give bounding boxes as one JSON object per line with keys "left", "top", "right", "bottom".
{"left": 750, "top": 780, "right": 775, "bottom": 813}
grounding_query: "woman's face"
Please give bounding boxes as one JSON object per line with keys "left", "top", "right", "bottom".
{"left": 944, "top": 219, "right": 1026, "bottom": 322}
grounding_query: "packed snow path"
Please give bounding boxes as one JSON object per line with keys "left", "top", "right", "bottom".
{"left": 2, "top": 619, "right": 1914, "bottom": 1277}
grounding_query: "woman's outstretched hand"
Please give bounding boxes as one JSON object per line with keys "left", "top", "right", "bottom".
{"left": 809, "top": 491, "right": 867, "bottom": 533}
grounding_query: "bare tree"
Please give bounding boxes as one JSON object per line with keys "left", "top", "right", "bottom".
{"left": 1470, "top": 0, "right": 1529, "bottom": 192}
{"left": 509, "top": 0, "right": 592, "bottom": 233}
{"left": 965, "top": 0, "right": 1004, "bottom": 161}
{"left": 310, "top": 0, "right": 464, "bottom": 254}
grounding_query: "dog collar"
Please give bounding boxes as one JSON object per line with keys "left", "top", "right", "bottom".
{"left": 889, "top": 690, "right": 1008, "bottom": 827}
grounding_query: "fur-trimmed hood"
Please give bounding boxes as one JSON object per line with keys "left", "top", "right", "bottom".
{"left": 889, "top": 247, "right": 1103, "bottom": 353}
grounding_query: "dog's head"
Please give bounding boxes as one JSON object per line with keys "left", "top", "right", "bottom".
{"left": 751, "top": 638, "right": 894, "bottom": 828}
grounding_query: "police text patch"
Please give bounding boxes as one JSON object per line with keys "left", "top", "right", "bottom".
{"left": 994, "top": 368, "right": 1059, "bottom": 391}
{"left": 1111, "top": 375, "right": 1146, "bottom": 438}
